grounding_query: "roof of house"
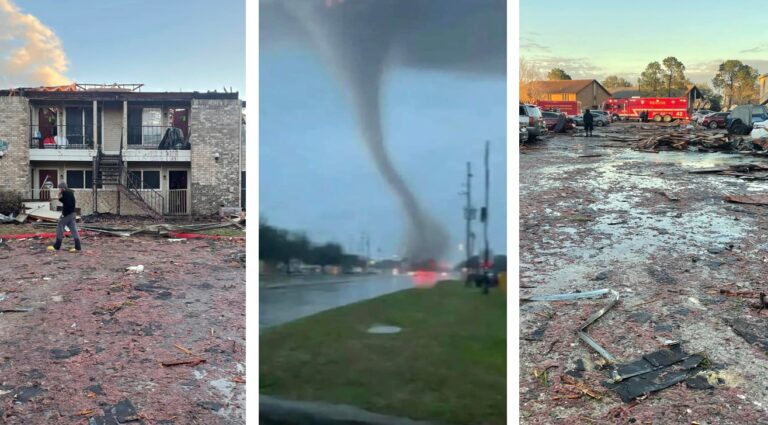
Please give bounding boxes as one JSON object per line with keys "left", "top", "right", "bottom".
{"left": 529, "top": 79, "right": 611, "bottom": 95}
{"left": 0, "top": 87, "right": 239, "bottom": 101}
{"left": 609, "top": 86, "right": 641, "bottom": 98}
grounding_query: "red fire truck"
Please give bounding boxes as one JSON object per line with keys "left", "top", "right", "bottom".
{"left": 535, "top": 100, "right": 582, "bottom": 116}
{"left": 602, "top": 97, "right": 690, "bottom": 122}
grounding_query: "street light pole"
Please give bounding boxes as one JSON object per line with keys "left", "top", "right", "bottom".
{"left": 464, "top": 162, "right": 472, "bottom": 274}
{"left": 482, "top": 141, "right": 490, "bottom": 294}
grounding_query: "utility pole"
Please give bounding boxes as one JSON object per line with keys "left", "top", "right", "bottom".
{"left": 482, "top": 141, "right": 490, "bottom": 295}
{"left": 460, "top": 162, "right": 474, "bottom": 285}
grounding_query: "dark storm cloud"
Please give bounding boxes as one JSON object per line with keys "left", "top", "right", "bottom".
{"left": 260, "top": 0, "right": 506, "bottom": 76}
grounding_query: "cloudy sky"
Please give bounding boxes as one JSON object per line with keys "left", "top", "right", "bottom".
{"left": 260, "top": 1, "right": 507, "bottom": 261}
{"left": 1, "top": 0, "right": 244, "bottom": 93}
{"left": 521, "top": 0, "right": 768, "bottom": 86}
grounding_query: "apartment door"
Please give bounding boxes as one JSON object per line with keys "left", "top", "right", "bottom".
{"left": 38, "top": 169, "right": 58, "bottom": 200}
{"left": 168, "top": 170, "right": 188, "bottom": 215}
{"left": 38, "top": 108, "right": 57, "bottom": 147}
{"left": 171, "top": 108, "right": 189, "bottom": 139}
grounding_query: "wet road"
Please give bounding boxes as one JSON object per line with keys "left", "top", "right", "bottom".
{"left": 259, "top": 275, "right": 418, "bottom": 329}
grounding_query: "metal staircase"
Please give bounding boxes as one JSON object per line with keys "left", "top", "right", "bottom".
{"left": 93, "top": 150, "right": 164, "bottom": 219}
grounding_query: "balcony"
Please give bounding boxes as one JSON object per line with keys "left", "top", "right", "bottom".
{"left": 126, "top": 125, "right": 191, "bottom": 150}
{"left": 29, "top": 124, "right": 97, "bottom": 150}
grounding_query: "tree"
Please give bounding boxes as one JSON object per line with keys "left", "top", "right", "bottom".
{"left": 311, "top": 242, "right": 344, "bottom": 268}
{"left": 547, "top": 68, "right": 571, "bottom": 80}
{"left": 712, "top": 60, "right": 760, "bottom": 109}
{"left": 638, "top": 61, "right": 664, "bottom": 96}
{"left": 661, "top": 56, "right": 687, "bottom": 96}
{"left": 520, "top": 57, "right": 543, "bottom": 103}
{"left": 602, "top": 75, "right": 632, "bottom": 89}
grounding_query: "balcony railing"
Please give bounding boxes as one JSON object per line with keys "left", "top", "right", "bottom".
{"left": 127, "top": 126, "right": 191, "bottom": 150}
{"left": 29, "top": 124, "right": 97, "bottom": 149}
{"left": 167, "top": 189, "right": 189, "bottom": 215}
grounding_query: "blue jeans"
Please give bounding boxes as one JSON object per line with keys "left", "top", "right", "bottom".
{"left": 55, "top": 213, "right": 80, "bottom": 248}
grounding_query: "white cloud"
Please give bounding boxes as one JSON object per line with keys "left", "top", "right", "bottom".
{"left": 0, "top": 0, "right": 71, "bottom": 87}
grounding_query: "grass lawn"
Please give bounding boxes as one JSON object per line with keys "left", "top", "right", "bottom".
{"left": 194, "top": 227, "right": 245, "bottom": 237}
{"left": 0, "top": 224, "right": 39, "bottom": 235}
{"left": 260, "top": 280, "right": 506, "bottom": 425}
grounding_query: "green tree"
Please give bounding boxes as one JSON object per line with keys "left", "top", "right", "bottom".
{"left": 661, "top": 57, "right": 687, "bottom": 96}
{"left": 602, "top": 75, "right": 632, "bottom": 89}
{"left": 638, "top": 61, "right": 664, "bottom": 96}
{"left": 311, "top": 242, "right": 344, "bottom": 268}
{"left": 547, "top": 68, "right": 572, "bottom": 80}
{"left": 712, "top": 60, "right": 759, "bottom": 109}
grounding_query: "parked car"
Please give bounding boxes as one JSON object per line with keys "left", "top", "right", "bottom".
{"left": 591, "top": 110, "right": 613, "bottom": 123}
{"left": 573, "top": 112, "right": 610, "bottom": 127}
{"left": 701, "top": 112, "right": 729, "bottom": 129}
{"left": 519, "top": 123, "right": 528, "bottom": 143}
{"left": 727, "top": 104, "right": 768, "bottom": 135}
{"left": 520, "top": 104, "right": 547, "bottom": 140}
{"left": 692, "top": 109, "right": 714, "bottom": 123}
{"left": 541, "top": 111, "right": 575, "bottom": 131}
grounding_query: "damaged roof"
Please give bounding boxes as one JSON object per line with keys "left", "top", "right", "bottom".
{"left": 0, "top": 87, "right": 239, "bottom": 101}
{"left": 529, "top": 79, "right": 612, "bottom": 95}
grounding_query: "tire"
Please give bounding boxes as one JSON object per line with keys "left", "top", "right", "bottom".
{"left": 663, "top": 115, "right": 672, "bottom": 123}
{"left": 612, "top": 114, "right": 620, "bottom": 121}
{"left": 709, "top": 121, "right": 718, "bottom": 129}
{"left": 596, "top": 120, "right": 605, "bottom": 127}
{"left": 653, "top": 114, "right": 662, "bottom": 122}
{"left": 728, "top": 119, "right": 750, "bottom": 136}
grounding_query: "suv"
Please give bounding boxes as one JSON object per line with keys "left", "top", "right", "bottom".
{"left": 520, "top": 104, "right": 547, "bottom": 140}
{"left": 727, "top": 104, "right": 768, "bottom": 135}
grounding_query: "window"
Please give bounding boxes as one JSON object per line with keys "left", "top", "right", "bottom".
{"left": 65, "top": 170, "right": 94, "bottom": 189}
{"left": 128, "top": 170, "right": 161, "bottom": 190}
{"left": 142, "top": 108, "right": 163, "bottom": 145}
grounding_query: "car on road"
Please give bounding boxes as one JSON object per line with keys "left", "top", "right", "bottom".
{"left": 701, "top": 112, "right": 729, "bottom": 129}
{"left": 727, "top": 104, "right": 768, "bottom": 135}
{"left": 573, "top": 112, "right": 610, "bottom": 127}
{"left": 541, "top": 111, "right": 575, "bottom": 131}
{"left": 520, "top": 104, "right": 547, "bottom": 140}
{"left": 692, "top": 109, "right": 715, "bottom": 123}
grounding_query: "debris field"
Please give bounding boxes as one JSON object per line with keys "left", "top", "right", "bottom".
{"left": 520, "top": 122, "right": 768, "bottom": 424}
{"left": 0, "top": 228, "right": 245, "bottom": 425}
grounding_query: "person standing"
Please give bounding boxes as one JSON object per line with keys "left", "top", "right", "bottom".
{"left": 48, "top": 181, "right": 82, "bottom": 252}
{"left": 583, "top": 109, "right": 594, "bottom": 137}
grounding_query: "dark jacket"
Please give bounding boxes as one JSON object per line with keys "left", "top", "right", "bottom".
{"left": 60, "top": 189, "right": 76, "bottom": 216}
{"left": 583, "top": 111, "right": 594, "bottom": 126}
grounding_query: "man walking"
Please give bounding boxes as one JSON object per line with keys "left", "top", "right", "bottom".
{"left": 583, "top": 109, "right": 594, "bottom": 137}
{"left": 48, "top": 181, "right": 82, "bottom": 252}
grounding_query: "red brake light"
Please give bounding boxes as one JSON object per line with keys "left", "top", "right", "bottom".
{"left": 529, "top": 116, "right": 535, "bottom": 126}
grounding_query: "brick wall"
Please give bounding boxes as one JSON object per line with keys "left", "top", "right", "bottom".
{"left": 0, "top": 96, "right": 31, "bottom": 194}
{"left": 189, "top": 98, "right": 241, "bottom": 215}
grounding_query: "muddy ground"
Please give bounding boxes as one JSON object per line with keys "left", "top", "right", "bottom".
{"left": 520, "top": 122, "right": 768, "bottom": 425}
{"left": 0, "top": 232, "right": 245, "bottom": 424}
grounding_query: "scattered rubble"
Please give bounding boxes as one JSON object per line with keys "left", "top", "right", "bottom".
{"left": 521, "top": 123, "right": 768, "bottom": 423}
{"left": 0, "top": 233, "right": 245, "bottom": 424}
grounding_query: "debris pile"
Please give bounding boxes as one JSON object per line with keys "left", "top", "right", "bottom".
{"left": 629, "top": 128, "right": 768, "bottom": 153}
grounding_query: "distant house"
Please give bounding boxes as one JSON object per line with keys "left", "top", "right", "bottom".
{"left": 609, "top": 86, "right": 641, "bottom": 99}
{"left": 528, "top": 79, "right": 612, "bottom": 111}
{"left": 760, "top": 74, "right": 768, "bottom": 105}
{"left": 684, "top": 85, "right": 704, "bottom": 109}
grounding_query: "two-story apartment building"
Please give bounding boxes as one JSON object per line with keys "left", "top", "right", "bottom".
{"left": 0, "top": 84, "right": 243, "bottom": 217}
